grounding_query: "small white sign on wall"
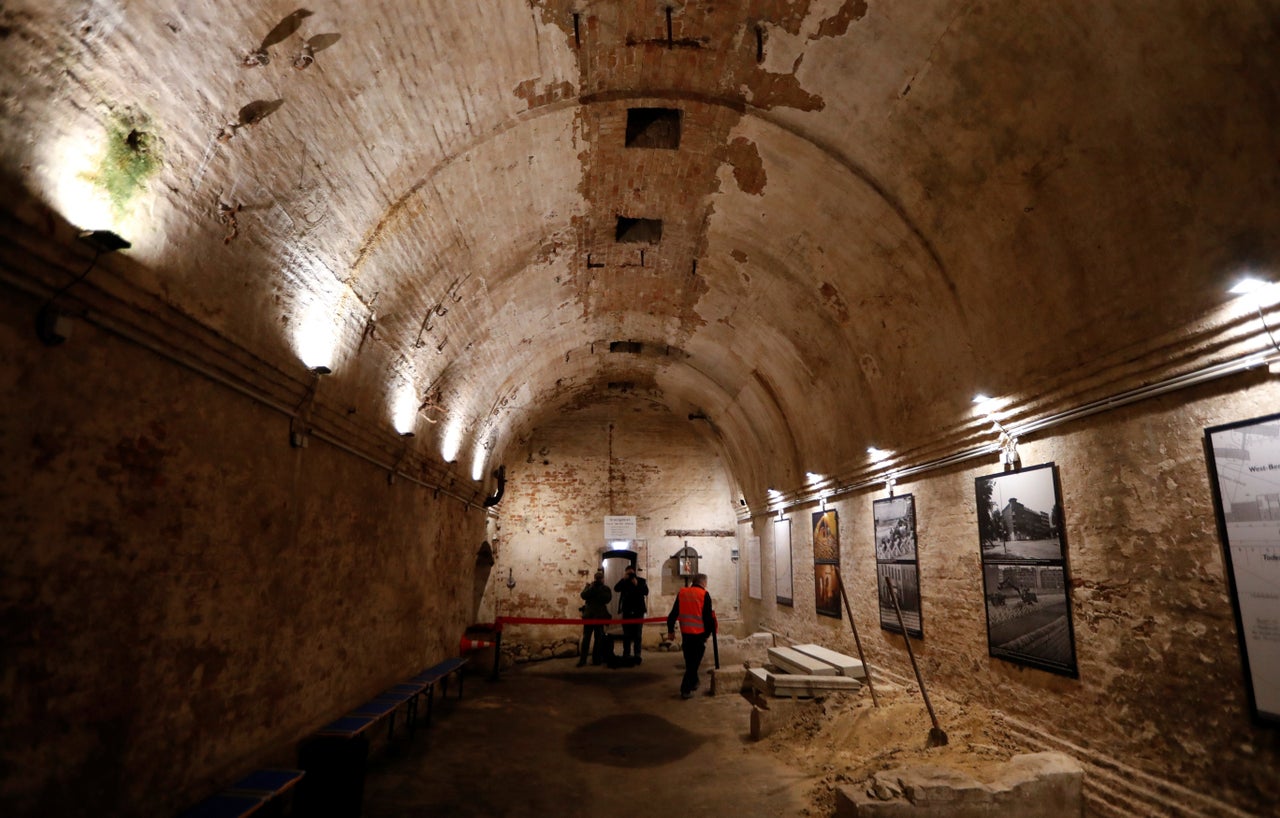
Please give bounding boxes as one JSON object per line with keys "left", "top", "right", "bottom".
{"left": 604, "top": 515, "right": 637, "bottom": 541}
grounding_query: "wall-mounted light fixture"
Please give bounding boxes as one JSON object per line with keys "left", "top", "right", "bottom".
{"left": 36, "top": 229, "right": 131, "bottom": 346}
{"left": 289, "top": 365, "right": 330, "bottom": 447}
{"left": 1228, "top": 276, "right": 1280, "bottom": 373}
{"left": 1229, "top": 276, "right": 1272, "bottom": 297}
{"left": 388, "top": 430, "right": 416, "bottom": 484}
{"left": 867, "top": 447, "right": 892, "bottom": 464}
{"left": 885, "top": 476, "right": 897, "bottom": 497}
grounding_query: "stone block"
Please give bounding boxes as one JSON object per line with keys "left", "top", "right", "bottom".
{"left": 834, "top": 752, "right": 1083, "bottom": 818}
{"left": 767, "top": 645, "right": 838, "bottom": 675}
{"left": 711, "top": 666, "right": 747, "bottom": 696}
{"left": 747, "top": 666, "right": 861, "bottom": 698}
{"left": 791, "top": 643, "right": 867, "bottom": 679}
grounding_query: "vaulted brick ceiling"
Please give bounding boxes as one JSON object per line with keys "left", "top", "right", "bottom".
{"left": 3, "top": 1, "right": 1278, "bottom": 501}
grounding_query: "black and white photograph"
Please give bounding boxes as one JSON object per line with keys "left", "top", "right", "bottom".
{"left": 981, "top": 563, "right": 1077, "bottom": 676}
{"left": 874, "top": 494, "right": 923, "bottom": 637}
{"left": 975, "top": 463, "right": 1065, "bottom": 563}
{"left": 877, "top": 563, "right": 921, "bottom": 637}
{"left": 1205, "top": 412, "right": 1280, "bottom": 724}
{"left": 975, "top": 462, "right": 1077, "bottom": 677}
{"left": 874, "top": 494, "right": 917, "bottom": 561}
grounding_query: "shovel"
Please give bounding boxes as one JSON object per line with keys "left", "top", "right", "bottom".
{"left": 835, "top": 567, "right": 878, "bottom": 707}
{"left": 885, "top": 576, "right": 948, "bottom": 747}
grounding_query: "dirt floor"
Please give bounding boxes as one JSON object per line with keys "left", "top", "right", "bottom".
{"left": 755, "top": 673, "right": 1024, "bottom": 815}
{"left": 359, "top": 639, "right": 1021, "bottom": 817}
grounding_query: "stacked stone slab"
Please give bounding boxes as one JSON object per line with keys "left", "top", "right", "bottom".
{"left": 792, "top": 643, "right": 867, "bottom": 679}
{"left": 749, "top": 645, "right": 865, "bottom": 698}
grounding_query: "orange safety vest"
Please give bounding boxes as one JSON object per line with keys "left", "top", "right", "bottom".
{"left": 676, "top": 586, "right": 709, "bottom": 635}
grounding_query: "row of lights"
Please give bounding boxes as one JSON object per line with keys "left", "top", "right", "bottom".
{"left": 293, "top": 312, "right": 488, "bottom": 481}
{"left": 760, "top": 274, "right": 1277, "bottom": 511}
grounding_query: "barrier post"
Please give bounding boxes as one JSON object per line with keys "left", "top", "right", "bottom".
{"left": 490, "top": 620, "right": 504, "bottom": 681}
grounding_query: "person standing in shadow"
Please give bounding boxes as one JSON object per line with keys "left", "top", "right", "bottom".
{"left": 613, "top": 565, "right": 649, "bottom": 665}
{"left": 667, "top": 573, "right": 716, "bottom": 697}
{"left": 577, "top": 570, "right": 612, "bottom": 667}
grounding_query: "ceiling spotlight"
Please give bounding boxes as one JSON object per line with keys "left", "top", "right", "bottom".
{"left": 78, "top": 229, "right": 131, "bottom": 253}
{"left": 1229, "top": 277, "right": 1270, "bottom": 296}
{"left": 867, "top": 447, "right": 892, "bottom": 463}
{"left": 972, "top": 393, "right": 991, "bottom": 404}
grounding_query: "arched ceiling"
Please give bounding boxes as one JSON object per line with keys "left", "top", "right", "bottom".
{"left": 3, "top": 0, "right": 1278, "bottom": 504}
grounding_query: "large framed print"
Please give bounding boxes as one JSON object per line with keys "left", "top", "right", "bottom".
{"left": 874, "top": 494, "right": 922, "bottom": 637}
{"left": 975, "top": 463, "right": 1078, "bottom": 677}
{"left": 812, "top": 510, "right": 841, "bottom": 619}
{"left": 773, "top": 517, "right": 793, "bottom": 606}
{"left": 1205, "top": 412, "right": 1280, "bottom": 725}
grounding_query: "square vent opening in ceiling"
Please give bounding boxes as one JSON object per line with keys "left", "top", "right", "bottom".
{"left": 625, "top": 107, "right": 682, "bottom": 149}
{"left": 610, "top": 341, "right": 643, "bottom": 354}
{"left": 615, "top": 216, "right": 663, "bottom": 244}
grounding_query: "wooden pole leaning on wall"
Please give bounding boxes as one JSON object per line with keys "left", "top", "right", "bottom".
{"left": 835, "top": 567, "right": 879, "bottom": 707}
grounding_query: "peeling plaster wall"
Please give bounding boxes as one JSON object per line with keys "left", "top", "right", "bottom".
{"left": 0, "top": 293, "right": 486, "bottom": 816}
{"left": 492, "top": 400, "right": 739, "bottom": 655}
{"left": 740, "top": 375, "right": 1280, "bottom": 816}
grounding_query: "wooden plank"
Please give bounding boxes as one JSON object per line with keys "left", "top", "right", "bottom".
{"left": 767, "top": 646, "right": 837, "bottom": 676}
{"left": 791, "top": 643, "right": 867, "bottom": 679}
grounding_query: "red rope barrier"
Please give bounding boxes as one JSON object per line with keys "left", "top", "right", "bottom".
{"left": 492, "top": 615, "right": 668, "bottom": 631}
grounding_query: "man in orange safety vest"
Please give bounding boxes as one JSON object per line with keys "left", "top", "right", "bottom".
{"left": 666, "top": 573, "right": 716, "bottom": 699}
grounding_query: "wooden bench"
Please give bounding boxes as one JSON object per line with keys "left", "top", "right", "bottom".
{"left": 178, "top": 768, "right": 304, "bottom": 818}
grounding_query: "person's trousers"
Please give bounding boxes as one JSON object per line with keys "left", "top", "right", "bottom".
{"left": 580, "top": 624, "right": 605, "bottom": 664}
{"left": 680, "top": 632, "right": 708, "bottom": 694}
{"left": 620, "top": 622, "right": 643, "bottom": 657}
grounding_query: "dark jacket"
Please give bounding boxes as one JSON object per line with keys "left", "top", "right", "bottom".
{"left": 613, "top": 574, "right": 649, "bottom": 616}
{"left": 579, "top": 581, "right": 612, "bottom": 619}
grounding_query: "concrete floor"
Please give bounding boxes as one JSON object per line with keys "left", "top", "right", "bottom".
{"left": 361, "top": 649, "right": 814, "bottom": 817}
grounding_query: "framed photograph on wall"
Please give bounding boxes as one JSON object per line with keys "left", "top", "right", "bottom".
{"left": 812, "top": 509, "right": 841, "bottom": 619}
{"left": 773, "top": 517, "right": 793, "bottom": 606}
{"left": 1205, "top": 412, "right": 1280, "bottom": 725}
{"left": 975, "top": 463, "right": 1078, "bottom": 677}
{"left": 874, "top": 494, "right": 922, "bottom": 637}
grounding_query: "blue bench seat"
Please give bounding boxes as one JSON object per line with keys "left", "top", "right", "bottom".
{"left": 178, "top": 768, "right": 304, "bottom": 818}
